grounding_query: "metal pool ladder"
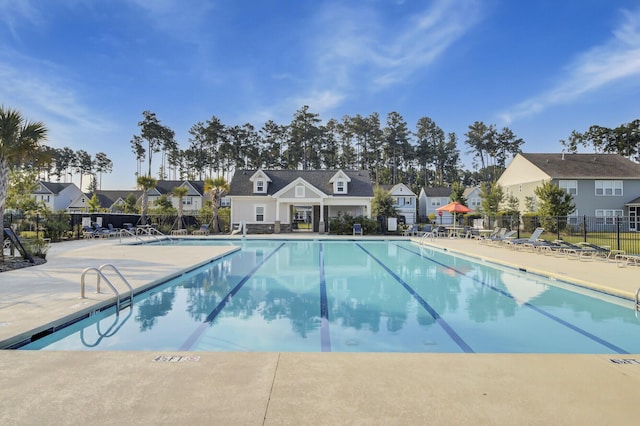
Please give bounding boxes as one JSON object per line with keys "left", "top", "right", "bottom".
{"left": 635, "top": 287, "right": 640, "bottom": 312}
{"left": 80, "top": 264, "right": 134, "bottom": 312}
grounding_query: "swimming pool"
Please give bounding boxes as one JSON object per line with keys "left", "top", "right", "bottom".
{"left": 20, "top": 240, "right": 640, "bottom": 353}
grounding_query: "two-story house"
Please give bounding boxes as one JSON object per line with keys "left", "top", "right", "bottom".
{"left": 154, "top": 180, "right": 208, "bottom": 214}
{"left": 380, "top": 183, "right": 417, "bottom": 224}
{"left": 418, "top": 187, "right": 452, "bottom": 223}
{"left": 33, "top": 182, "right": 84, "bottom": 211}
{"left": 497, "top": 153, "right": 640, "bottom": 231}
{"left": 228, "top": 169, "right": 374, "bottom": 233}
{"left": 68, "top": 190, "right": 142, "bottom": 212}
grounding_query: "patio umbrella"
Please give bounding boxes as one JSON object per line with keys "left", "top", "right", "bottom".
{"left": 436, "top": 201, "right": 474, "bottom": 225}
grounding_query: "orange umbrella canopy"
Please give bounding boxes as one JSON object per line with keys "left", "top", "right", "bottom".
{"left": 436, "top": 201, "right": 474, "bottom": 213}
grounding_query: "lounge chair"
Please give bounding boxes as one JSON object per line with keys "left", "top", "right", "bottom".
{"left": 533, "top": 240, "right": 569, "bottom": 256}
{"left": 402, "top": 224, "right": 418, "bottom": 236}
{"left": 489, "top": 230, "right": 516, "bottom": 246}
{"left": 615, "top": 253, "right": 640, "bottom": 267}
{"left": 192, "top": 224, "right": 210, "bottom": 235}
{"left": 92, "top": 223, "right": 117, "bottom": 238}
{"left": 230, "top": 223, "right": 242, "bottom": 235}
{"left": 506, "top": 227, "right": 544, "bottom": 250}
{"left": 575, "top": 242, "right": 623, "bottom": 260}
{"left": 421, "top": 225, "right": 444, "bottom": 240}
{"left": 353, "top": 223, "right": 363, "bottom": 236}
{"left": 551, "top": 241, "right": 599, "bottom": 260}
{"left": 479, "top": 227, "right": 503, "bottom": 245}
{"left": 82, "top": 226, "right": 98, "bottom": 238}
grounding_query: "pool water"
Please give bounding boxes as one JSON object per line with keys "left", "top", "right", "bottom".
{"left": 20, "top": 240, "right": 640, "bottom": 353}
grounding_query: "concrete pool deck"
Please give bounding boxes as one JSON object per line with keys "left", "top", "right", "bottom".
{"left": 1, "top": 234, "right": 639, "bottom": 425}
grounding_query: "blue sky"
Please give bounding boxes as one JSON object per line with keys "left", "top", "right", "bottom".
{"left": 2, "top": 0, "right": 640, "bottom": 190}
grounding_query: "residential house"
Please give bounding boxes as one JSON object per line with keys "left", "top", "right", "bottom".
{"left": 418, "top": 187, "right": 452, "bottom": 224}
{"left": 153, "top": 180, "right": 208, "bottom": 214}
{"left": 380, "top": 183, "right": 417, "bottom": 224}
{"left": 68, "top": 190, "right": 142, "bottom": 213}
{"left": 463, "top": 186, "right": 482, "bottom": 212}
{"left": 228, "top": 169, "right": 374, "bottom": 233}
{"left": 67, "top": 180, "right": 214, "bottom": 214}
{"left": 33, "top": 181, "right": 84, "bottom": 211}
{"left": 497, "top": 153, "right": 640, "bottom": 231}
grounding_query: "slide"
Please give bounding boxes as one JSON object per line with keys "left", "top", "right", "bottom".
{"left": 3, "top": 228, "right": 35, "bottom": 264}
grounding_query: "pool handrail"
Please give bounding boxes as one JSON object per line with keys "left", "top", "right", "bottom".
{"left": 80, "top": 264, "right": 134, "bottom": 312}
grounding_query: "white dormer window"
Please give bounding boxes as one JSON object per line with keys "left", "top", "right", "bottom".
{"left": 295, "top": 185, "right": 305, "bottom": 197}
{"left": 329, "top": 170, "right": 351, "bottom": 194}
{"left": 250, "top": 170, "right": 271, "bottom": 193}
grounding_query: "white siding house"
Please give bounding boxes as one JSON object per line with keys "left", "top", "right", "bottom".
{"left": 228, "top": 169, "right": 374, "bottom": 233}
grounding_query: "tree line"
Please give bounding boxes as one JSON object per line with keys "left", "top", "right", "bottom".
{"left": 130, "top": 107, "right": 527, "bottom": 193}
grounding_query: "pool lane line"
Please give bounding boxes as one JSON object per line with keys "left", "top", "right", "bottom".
{"left": 178, "top": 242, "right": 287, "bottom": 351}
{"left": 397, "top": 243, "right": 631, "bottom": 354}
{"left": 356, "top": 243, "right": 474, "bottom": 353}
{"left": 319, "top": 243, "right": 331, "bottom": 352}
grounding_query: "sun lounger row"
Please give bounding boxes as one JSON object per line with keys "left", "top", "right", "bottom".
{"left": 474, "top": 226, "right": 630, "bottom": 262}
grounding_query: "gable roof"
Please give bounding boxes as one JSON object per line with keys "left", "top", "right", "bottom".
{"left": 463, "top": 186, "right": 481, "bottom": 197}
{"left": 87, "top": 190, "right": 143, "bottom": 207}
{"left": 229, "top": 170, "right": 374, "bottom": 197}
{"left": 520, "top": 153, "right": 640, "bottom": 179}
{"left": 154, "top": 180, "right": 206, "bottom": 196}
{"left": 35, "top": 181, "right": 76, "bottom": 195}
{"left": 384, "top": 183, "right": 417, "bottom": 197}
{"left": 421, "top": 187, "right": 452, "bottom": 197}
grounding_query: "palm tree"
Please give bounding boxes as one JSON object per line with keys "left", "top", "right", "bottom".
{"left": 171, "top": 185, "right": 189, "bottom": 230}
{"left": 204, "top": 176, "right": 230, "bottom": 233}
{"left": 137, "top": 175, "right": 157, "bottom": 225}
{"left": 1, "top": 107, "right": 49, "bottom": 258}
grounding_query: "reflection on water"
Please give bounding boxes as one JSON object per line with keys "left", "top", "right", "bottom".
{"left": 20, "top": 240, "right": 640, "bottom": 353}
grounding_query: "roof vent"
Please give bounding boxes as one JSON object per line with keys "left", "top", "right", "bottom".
{"left": 594, "top": 157, "right": 597, "bottom": 162}
{"left": 561, "top": 151, "right": 565, "bottom": 160}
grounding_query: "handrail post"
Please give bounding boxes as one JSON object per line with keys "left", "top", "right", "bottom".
{"left": 80, "top": 267, "right": 121, "bottom": 312}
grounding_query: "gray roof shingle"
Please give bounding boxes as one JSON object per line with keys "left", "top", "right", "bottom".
{"left": 229, "top": 170, "right": 374, "bottom": 197}
{"left": 522, "top": 153, "right": 640, "bottom": 178}
{"left": 422, "top": 187, "right": 452, "bottom": 197}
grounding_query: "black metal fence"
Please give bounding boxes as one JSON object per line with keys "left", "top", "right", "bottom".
{"left": 465, "top": 214, "right": 640, "bottom": 254}
{"left": 3, "top": 212, "right": 230, "bottom": 241}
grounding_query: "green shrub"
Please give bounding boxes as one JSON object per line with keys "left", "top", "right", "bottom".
{"left": 44, "top": 212, "right": 71, "bottom": 242}
{"left": 21, "top": 238, "right": 50, "bottom": 259}
{"left": 521, "top": 213, "right": 538, "bottom": 233}
{"left": 328, "top": 214, "right": 376, "bottom": 235}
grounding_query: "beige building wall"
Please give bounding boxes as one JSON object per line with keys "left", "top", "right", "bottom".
{"left": 498, "top": 154, "right": 552, "bottom": 212}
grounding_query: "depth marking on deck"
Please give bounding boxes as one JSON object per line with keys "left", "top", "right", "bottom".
{"left": 153, "top": 355, "right": 201, "bottom": 362}
{"left": 319, "top": 242, "right": 331, "bottom": 352}
{"left": 178, "top": 242, "right": 287, "bottom": 351}
{"left": 609, "top": 358, "right": 640, "bottom": 365}
{"left": 356, "top": 243, "right": 474, "bottom": 353}
{"left": 397, "top": 243, "right": 631, "bottom": 354}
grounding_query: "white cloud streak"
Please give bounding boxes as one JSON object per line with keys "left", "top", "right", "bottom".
{"left": 256, "top": 0, "right": 483, "bottom": 124}
{"left": 499, "top": 7, "right": 640, "bottom": 125}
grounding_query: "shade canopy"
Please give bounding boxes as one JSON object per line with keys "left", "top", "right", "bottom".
{"left": 435, "top": 201, "right": 474, "bottom": 214}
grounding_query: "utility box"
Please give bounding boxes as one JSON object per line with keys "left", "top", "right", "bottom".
{"left": 387, "top": 217, "right": 397, "bottom": 232}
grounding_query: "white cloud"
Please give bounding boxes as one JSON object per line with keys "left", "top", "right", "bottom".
{"left": 499, "top": 7, "right": 640, "bottom": 125}
{"left": 250, "top": 0, "right": 483, "bottom": 124}
{"left": 0, "top": 0, "right": 44, "bottom": 40}
{"left": 0, "top": 51, "right": 115, "bottom": 151}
